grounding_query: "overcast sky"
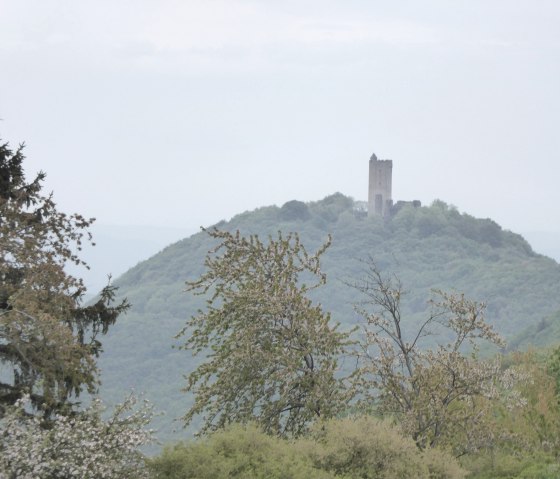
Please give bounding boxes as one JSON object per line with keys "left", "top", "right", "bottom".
{"left": 1, "top": 0, "right": 559, "bottom": 236}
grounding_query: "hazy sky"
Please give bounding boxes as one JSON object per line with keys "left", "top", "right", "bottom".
{"left": 1, "top": 0, "right": 559, "bottom": 235}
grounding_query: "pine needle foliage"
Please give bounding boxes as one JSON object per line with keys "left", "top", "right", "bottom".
{"left": 0, "top": 140, "right": 129, "bottom": 416}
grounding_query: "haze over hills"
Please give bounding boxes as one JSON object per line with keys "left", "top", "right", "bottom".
{"left": 75, "top": 220, "right": 560, "bottom": 299}
{"left": 68, "top": 224, "right": 198, "bottom": 298}
{"left": 93, "top": 194, "right": 560, "bottom": 447}
{"left": 521, "top": 231, "right": 560, "bottom": 265}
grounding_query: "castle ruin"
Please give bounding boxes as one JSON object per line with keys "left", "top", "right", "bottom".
{"left": 368, "top": 152, "right": 421, "bottom": 217}
{"left": 368, "top": 153, "right": 393, "bottom": 217}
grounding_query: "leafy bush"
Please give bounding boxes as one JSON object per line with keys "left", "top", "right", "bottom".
{"left": 148, "top": 423, "right": 331, "bottom": 479}
{"left": 305, "top": 416, "right": 466, "bottom": 479}
{"left": 149, "top": 418, "right": 466, "bottom": 479}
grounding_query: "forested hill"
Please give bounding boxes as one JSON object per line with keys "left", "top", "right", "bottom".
{"left": 97, "top": 193, "right": 560, "bottom": 446}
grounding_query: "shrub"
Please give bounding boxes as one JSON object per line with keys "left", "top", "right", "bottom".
{"left": 149, "top": 418, "right": 466, "bottom": 479}
{"left": 148, "top": 423, "right": 331, "bottom": 479}
{"left": 305, "top": 416, "right": 467, "bottom": 479}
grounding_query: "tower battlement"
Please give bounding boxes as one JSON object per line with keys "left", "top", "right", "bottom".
{"left": 368, "top": 153, "right": 393, "bottom": 217}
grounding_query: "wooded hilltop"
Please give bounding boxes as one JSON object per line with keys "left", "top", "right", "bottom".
{"left": 4, "top": 142, "right": 560, "bottom": 478}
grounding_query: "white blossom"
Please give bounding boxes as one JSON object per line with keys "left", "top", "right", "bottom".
{"left": 0, "top": 394, "right": 153, "bottom": 479}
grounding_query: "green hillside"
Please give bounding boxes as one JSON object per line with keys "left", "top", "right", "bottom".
{"left": 96, "top": 194, "right": 560, "bottom": 446}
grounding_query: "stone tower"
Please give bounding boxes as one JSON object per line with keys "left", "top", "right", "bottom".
{"left": 368, "top": 153, "right": 393, "bottom": 217}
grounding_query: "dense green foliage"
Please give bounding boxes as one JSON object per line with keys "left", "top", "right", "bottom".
{"left": 97, "top": 193, "right": 560, "bottom": 445}
{"left": 305, "top": 416, "right": 467, "bottom": 479}
{"left": 148, "top": 419, "right": 466, "bottom": 479}
{"left": 149, "top": 423, "right": 331, "bottom": 479}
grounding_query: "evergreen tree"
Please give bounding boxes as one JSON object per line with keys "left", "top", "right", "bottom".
{"left": 0, "top": 140, "right": 128, "bottom": 417}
